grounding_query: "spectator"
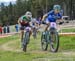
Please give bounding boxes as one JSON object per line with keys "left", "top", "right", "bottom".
{"left": 7, "top": 25, "right": 10, "bottom": 33}
{"left": 0, "top": 25, "right": 2, "bottom": 34}
{"left": 3, "top": 26, "right": 7, "bottom": 33}
{"left": 15, "top": 23, "right": 19, "bottom": 32}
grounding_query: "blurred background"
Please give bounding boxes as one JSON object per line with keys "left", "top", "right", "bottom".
{"left": 0, "top": 0, "right": 75, "bottom": 26}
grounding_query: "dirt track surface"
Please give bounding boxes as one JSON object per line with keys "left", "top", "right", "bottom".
{"left": 0, "top": 39, "right": 75, "bottom": 56}
{"left": 0, "top": 21, "right": 75, "bottom": 53}
{"left": 0, "top": 32, "right": 18, "bottom": 38}
{"left": 0, "top": 34, "right": 11, "bottom": 38}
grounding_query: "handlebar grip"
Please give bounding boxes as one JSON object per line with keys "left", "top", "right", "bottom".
{"left": 59, "top": 22, "right": 64, "bottom": 25}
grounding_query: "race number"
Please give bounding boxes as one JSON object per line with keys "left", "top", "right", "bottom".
{"left": 50, "top": 22, "right": 56, "bottom": 28}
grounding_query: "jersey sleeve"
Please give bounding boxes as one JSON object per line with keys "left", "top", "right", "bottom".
{"left": 48, "top": 10, "right": 54, "bottom": 16}
{"left": 58, "top": 13, "right": 62, "bottom": 19}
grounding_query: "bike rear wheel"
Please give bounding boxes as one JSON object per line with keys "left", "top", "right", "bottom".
{"left": 50, "top": 29, "right": 59, "bottom": 52}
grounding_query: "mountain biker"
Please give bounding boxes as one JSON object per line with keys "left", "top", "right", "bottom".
{"left": 31, "top": 18, "right": 40, "bottom": 34}
{"left": 31, "top": 17, "right": 41, "bottom": 30}
{"left": 18, "top": 11, "right": 32, "bottom": 42}
{"left": 42, "top": 5, "right": 62, "bottom": 31}
{"left": 36, "top": 17, "right": 42, "bottom": 25}
{"left": 31, "top": 18, "right": 37, "bottom": 28}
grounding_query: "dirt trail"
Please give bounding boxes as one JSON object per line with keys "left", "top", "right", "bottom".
{"left": 0, "top": 39, "right": 75, "bottom": 56}
{"left": 0, "top": 34, "right": 11, "bottom": 38}
{"left": 0, "top": 26, "right": 75, "bottom": 55}
{"left": 0, "top": 32, "right": 19, "bottom": 38}
{"left": 0, "top": 40, "right": 22, "bottom": 52}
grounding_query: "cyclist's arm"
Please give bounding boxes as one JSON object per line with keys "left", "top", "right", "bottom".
{"left": 45, "top": 23, "right": 50, "bottom": 31}
{"left": 44, "top": 18, "right": 50, "bottom": 31}
{"left": 18, "top": 19, "right": 20, "bottom": 24}
{"left": 29, "top": 21, "right": 33, "bottom": 27}
{"left": 42, "top": 14, "right": 48, "bottom": 21}
{"left": 18, "top": 18, "right": 21, "bottom": 25}
{"left": 57, "top": 14, "right": 63, "bottom": 25}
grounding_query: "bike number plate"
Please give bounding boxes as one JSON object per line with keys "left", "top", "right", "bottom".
{"left": 25, "top": 27, "right": 31, "bottom": 31}
{"left": 50, "top": 22, "right": 56, "bottom": 28}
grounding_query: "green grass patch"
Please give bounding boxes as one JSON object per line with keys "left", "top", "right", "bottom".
{"left": 59, "top": 28, "right": 75, "bottom": 33}
{"left": 0, "top": 34, "right": 19, "bottom": 45}
{"left": 59, "top": 35, "right": 75, "bottom": 51}
{"left": 0, "top": 33, "right": 75, "bottom": 61}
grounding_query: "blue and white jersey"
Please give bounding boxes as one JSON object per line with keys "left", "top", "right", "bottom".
{"left": 46, "top": 10, "right": 62, "bottom": 22}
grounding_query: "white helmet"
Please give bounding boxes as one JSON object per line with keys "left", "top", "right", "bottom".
{"left": 53, "top": 5, "right": 61, "bottom": 11}
{"left": 25, "top": 11, "right": 32, "bottom": 18}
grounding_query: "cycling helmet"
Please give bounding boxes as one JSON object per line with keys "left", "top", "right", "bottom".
{"left": 25, "top": 11, "right": 32, "bottom": 18}
{"left": 53, "top": 5, "right": 61, "bottom": 11}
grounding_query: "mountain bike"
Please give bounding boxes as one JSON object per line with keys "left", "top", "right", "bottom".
{"left": 22, "top": 27, "right": 30, "bottom": 52}
{"left": 41, "top": 22, "right": 59, "bottom": 52}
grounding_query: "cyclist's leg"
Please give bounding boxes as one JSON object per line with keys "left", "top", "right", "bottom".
{"left": 35, "top": 22, "right": 41, "bottom": 33}
{"left": 45, "top": 19, "right": 50, "bottom": 31}
{"left": 21, "top": 30, "right": 24, "bottom": 41}
{"left": 19, "top": 26, "right": 25, "bottom": 48}
{"left": 29, "top": 25, "right": 32, "bottom": 37}
{"left": 20, "top": 26, "right": 24, "bottom": 42}
{"left": 32, "top": 25, "right": 35, "bottom": 31}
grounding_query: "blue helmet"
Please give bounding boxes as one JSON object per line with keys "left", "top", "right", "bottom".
{"left": 53, "top": 5, "right": 61, "bottom": 10}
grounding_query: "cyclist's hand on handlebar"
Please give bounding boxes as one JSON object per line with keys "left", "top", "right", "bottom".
{"left": 42, "top": 21, "right": 46, "bottom": 24}
{"left": 59, "top": 22, "right": 63, "bottom": 25}
{"left": 57, "top": 19, "right": 64, "bottom": 25}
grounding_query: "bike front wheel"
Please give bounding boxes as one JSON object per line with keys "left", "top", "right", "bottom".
{"left": 22, "top": 32, "right": 30, "bottom": 52}
{"left": 23, "top": 44, "right": 27, "bottom": 52}
{"left": 41, "top": 32, "right": 48, "bottom": 51}
{"left": 50, "top": 31, "right": 59, "bottom": 52}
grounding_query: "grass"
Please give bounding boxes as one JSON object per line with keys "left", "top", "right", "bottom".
{"left": 0, "top": 33, "right": 75, "bottom": 61}
{"left": 60, "top": 28, "right": 75, "bottom": 33}
{"left": 59, "top": 35, "right": 75, "bottom": 51}
{"left": 0, "top": 34, "right": 19, "bottom": 45}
